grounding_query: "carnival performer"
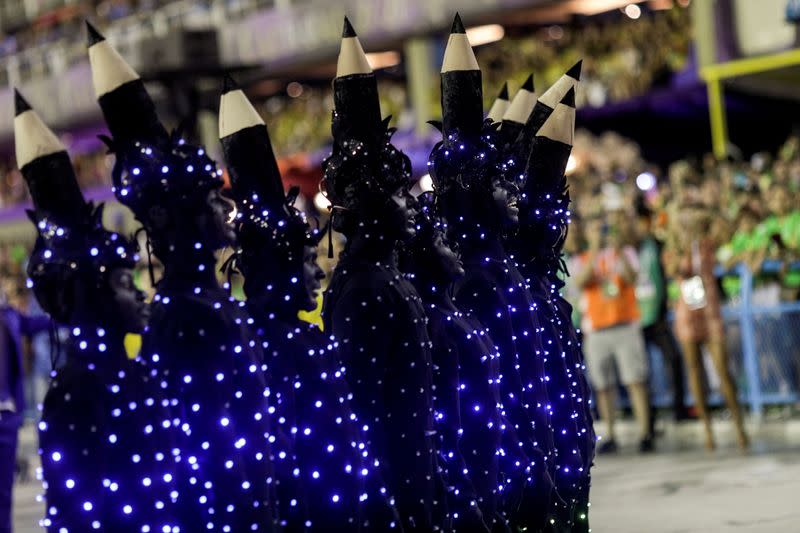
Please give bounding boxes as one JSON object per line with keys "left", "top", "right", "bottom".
{"left": 87, "top": 22, "right": 280, "bottom": 531}
{"left": 431, "top": 13, "right": 558, "bottom": 531}
{"left": 515, "top": 79, "right": 596, "bottom": 532}
{"left": 321, "top": 17, "right": 465, "bottom": 532}
{"left": 401, "top": 191, "right": 554, "bottom": 532}
{"left": 16, "top": 90, "right": 179, "bottom": 532}
{"left": 219, "top": 77, "right": 402, "bottom": 531}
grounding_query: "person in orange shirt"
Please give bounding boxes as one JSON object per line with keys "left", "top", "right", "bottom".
{"left": 574, "top": 216, "right": 653, "bottom": 454}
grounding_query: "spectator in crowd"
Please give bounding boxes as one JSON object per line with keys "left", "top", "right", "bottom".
{"left": 479, "top": 5, "right": 691, "bottom": 110}
{"left": 634, "top": 199, "right": 688, "bottom": 423}
{"left": 664, "top": 201, "right": 749, "bottom": 451}
{"left": 562, "top": 216, "right": 586, "bottom": 330}
{"left": 573, "top": 215, "right": 653, "bottom": 454}
{"left": 0, "top": 282, "right": 50, "bottom": 532}
{"left": 23, "top": 295, "right": 62, "bottom": 419}
{"left": 752, "top": 183, "right": 800, "bottom": 300}
{"left": 713, "top": 203, "right": 760, "bottom": 354}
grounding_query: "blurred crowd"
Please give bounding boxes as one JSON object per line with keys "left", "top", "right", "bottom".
{"left": 266, "top": 7, "right": 692, "bottom": 156}
{"left": 479, "top": 5, "right": 691, "bottom": 109}
{"left": 0, "top": 149, "right": 110, "bottom": 209}
{"left": 565, "top": 129, "right": 800, "bottom": 307}
{"left": 560, "top": 130, "right": 800, "bottom": 450}
{"left": 0, "top": 1, "right": 175, "bottom": 58}
{"left": 0, "top": 244, "right": 57, "bottom": 422}
{"left": 263, "top": 80, "right": 411, "bottom": 158}
{"left": 0, "top": 7, "right": 692, "bottom": 209}
{"left": 0, "top": 0, "right": 273, "bottom": 87}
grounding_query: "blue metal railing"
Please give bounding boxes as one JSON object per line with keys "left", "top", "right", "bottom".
{"left": 648, "top": 262, "right": 800, "bottom": 418}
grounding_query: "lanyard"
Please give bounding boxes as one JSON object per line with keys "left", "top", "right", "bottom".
{"left": 691, "top": 240, "right": 701, "bottom": 276}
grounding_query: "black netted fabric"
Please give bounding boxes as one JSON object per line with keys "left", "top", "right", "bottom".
{"left": 323, "top": 257, "right": 452, "bottom": 531}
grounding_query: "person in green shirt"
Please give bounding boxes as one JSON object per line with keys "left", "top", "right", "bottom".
{"left": 778, "top": 209, "right": 800, "bottom": 299}
{"left": 762, "top": 184, "right": 800, "bottom": 300}
{"left": 635, "top": 201, "right": 688, "bottom": 422}
{"left": 717, "top": 206, "right": 761, "bottom": 301}
{"left": 731, "top": 184, "right": 800, "bottom": 302}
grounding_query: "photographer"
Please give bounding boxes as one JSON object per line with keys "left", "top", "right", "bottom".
{"left": 574, "top": 215, "right": 653, "bottom": 453}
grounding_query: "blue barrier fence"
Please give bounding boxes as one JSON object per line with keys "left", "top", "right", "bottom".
{"left": 647, "top": 262, "right": 800, "bottom": 418}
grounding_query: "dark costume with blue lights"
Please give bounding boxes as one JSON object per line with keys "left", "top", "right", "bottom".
{"left": 219, "top": 79, "right": 401, "bottom": 531}
{"left": 323, "top": 251, "right": 448, "bottom": 531}
{"left": 38, "top": 323, "right": 179, "bottom": 533}
{"left": 401, "top": 192, "right": 548, "bottom": 533}
{"left": 511, "top": 74, "right": 595, "bottom": 532}
{"left": 497, "top": 93, "right": 587, "bottom": 530}
{"left": 432, "top": 14, "right": 558, "bottom": 532}
{"left": 16, "top": 91, "right": 179, "bottom": 533}
{"left": 321, "top": 18, "right": 456, "bottom": 532}
{"left": 87, "top": 23, "right": 278, "bottom": 531}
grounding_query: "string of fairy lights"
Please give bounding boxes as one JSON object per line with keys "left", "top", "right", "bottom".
{"left": 15, "top": 12, "right": 591, "bottom": 533}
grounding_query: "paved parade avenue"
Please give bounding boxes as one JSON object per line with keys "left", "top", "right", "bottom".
{"left": 12, "top": 420, "right": 800, "bottom": 532}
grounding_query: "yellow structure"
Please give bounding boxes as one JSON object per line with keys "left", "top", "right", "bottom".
{"left": 700, "top": 48, "right": 800, "bottom": 159}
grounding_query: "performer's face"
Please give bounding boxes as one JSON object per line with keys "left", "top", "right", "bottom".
{"left": 204, "top": 189, "right": 237, "bottom": 247}
{"left": 492, "top": 182, "right": 519, "bottom": 227}
{"left": 431, "top": 232, "right": 464, "bottom": 280}
{"left": 107, "top": 268, "right": 148, "bottom": 334}
{"left": 300, "top": 245, "right": 325, "bottom": 312}
{"left": 389, "top": 189, "right": 417, "bottom": 240}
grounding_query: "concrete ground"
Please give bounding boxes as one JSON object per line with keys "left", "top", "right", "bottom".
{"left": 10, "top": 417, "right": 800, "bottom": 532}
{"left": 589, "top": 414, "right": 800, "bottom": 532}
{"left": 590, "top": 447, "right": 799, "bottom": 532}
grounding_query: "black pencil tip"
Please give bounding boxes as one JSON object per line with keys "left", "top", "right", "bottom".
{"left": 86, "top": 20, "right": 105, "bottom": 46}
{"left": 343, "top": 16, "right": 357, "bottom": 38}
{"left": 222, "top": 73, "right": 239, "bottom": 94}
{"left": 451, "top": 13, "right": 466, "bottom": 34}
{"left": 14, "top": 89, "right": 31, "bottom": 116}
{"left": 567, "top": 59, "right": 582, "bottom": 81}
{"left": 521, "top": 73, "right": 534, "bottom": 92}
{"left": 562, "top": 87, "right": 576, "bottom": 108}
{"left": 498, "top": 82, "right": 509, "bottom": 100}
